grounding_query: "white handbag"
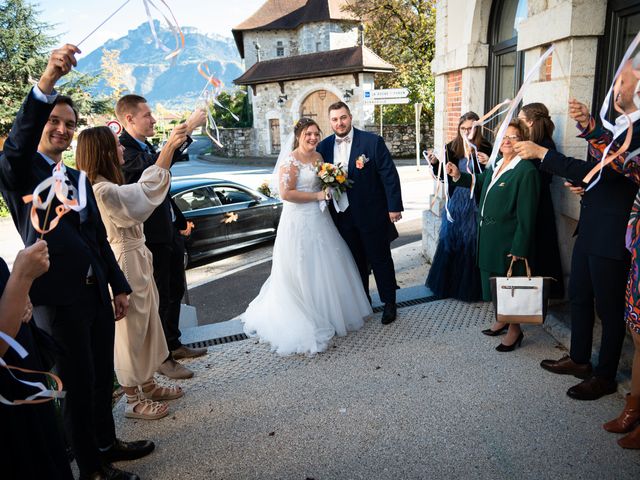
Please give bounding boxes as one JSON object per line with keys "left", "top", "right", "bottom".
{"left": 490, "top": 258, "right": 553, "bottom": 324}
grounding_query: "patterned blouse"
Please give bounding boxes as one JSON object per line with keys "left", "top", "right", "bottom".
{"left": 579, "top": 116, "right": 640, "bottom": 333}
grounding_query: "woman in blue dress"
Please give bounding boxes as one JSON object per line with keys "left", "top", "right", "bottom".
{"left": 426, "top": 112, "right": 492, "bottom": 302}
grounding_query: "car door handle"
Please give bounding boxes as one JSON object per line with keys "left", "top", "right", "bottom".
{"left": 221, "top": 212, "right": 238, "bottom": 224}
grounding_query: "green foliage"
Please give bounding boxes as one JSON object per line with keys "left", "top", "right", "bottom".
{"left": 0, "top": 0, "right": 54, "bottom": 136}
{"left": 343, "top": 0, "right": 436, "bottom": 125}
{"left": 62, "top": 150, "right": 75, "bottom": 169}
{"left": 209, "top": 89, "right": 252, "bottom": 128}
{"left": 0, "top": 195, "right": 8, "bottom": 217}
{"left": 56, "top": 70, "right": 105, "bottom": 123}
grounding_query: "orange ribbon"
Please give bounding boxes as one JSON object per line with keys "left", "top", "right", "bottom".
{"left": 22, "top": 163, "right": 87, "bottom": 237}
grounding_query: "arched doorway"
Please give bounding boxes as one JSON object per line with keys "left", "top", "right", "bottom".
{"left": 299, "top": 90, "right": 341, "bottom": 139}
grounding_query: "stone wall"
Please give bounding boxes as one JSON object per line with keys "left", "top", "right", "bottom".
{"left": 364, "top": 124, "right": 434, "bottom": 158}
{"left": 429, "top": 0, "right": 608, "bottom": 291}
{"left": 243, "top": 22, "right": 358, "bottom": 69}
{"left": 210, "top": 128, "right": 255, "bottom": 158}
{"left": 250, "top": 73, "right": 376, "bottom": 156}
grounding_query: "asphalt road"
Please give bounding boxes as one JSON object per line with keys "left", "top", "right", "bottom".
{"left": 187, "top": 217, "right": 423, "bottom": 326}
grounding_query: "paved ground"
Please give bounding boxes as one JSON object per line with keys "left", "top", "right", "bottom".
{"left": 113, "top": 299, "right": 640, "bottom": 480}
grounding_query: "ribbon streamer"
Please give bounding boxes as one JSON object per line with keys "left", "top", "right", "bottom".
{"left": 22, "top": 163, "right": 87, "bottom": 236}
{"left": 487, "top": 45, "right": 556, "bottom": 169}
{"left": 142, "top": 0, "right": 185, "bottom": 62}
{"left": 581, "top": 31, "right": 640, "bottom": 188}
{"left": 197, "top": 63, "right": 240, "bottom": 148}
{"left": 76, "top": 0, "right": 184, "bottom": 62}
{"left": 0, "top": 331, "right": 65, "bottom": 406}
{"left": 422, "top": 149, "right": 453, "bottom": 223}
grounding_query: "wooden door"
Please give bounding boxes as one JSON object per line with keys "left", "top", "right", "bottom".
{"left": 299, "top": 90, "right": 340, "bottom": 139}
{"left": 269, "top": 119, "right": 281, "bottom": 154}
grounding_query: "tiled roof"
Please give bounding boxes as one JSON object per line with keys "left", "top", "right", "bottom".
{"left": 233, "top": 46, "right": 394, "bottom": 86}
{"left": 232, "top": 0, "right": 358, "bottom": 57}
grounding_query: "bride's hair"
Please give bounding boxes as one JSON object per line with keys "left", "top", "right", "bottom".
{"left": 293, "top": 117, "right": 322, "bottom": 149}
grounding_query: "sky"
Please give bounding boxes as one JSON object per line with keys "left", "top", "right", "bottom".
{"left": 35, "top": 0, "right": 266, "bottom": 57}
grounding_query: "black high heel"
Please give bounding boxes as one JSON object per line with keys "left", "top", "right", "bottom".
{"left": 495, "top": 332, "right": 524, "bottom": 352}
{"left": 481, "top": 324, "right": 508, "bottom": 336}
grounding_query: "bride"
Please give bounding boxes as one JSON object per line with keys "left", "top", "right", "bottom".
{"left": 241, "top": 118, "right": 372, "bottom": 355}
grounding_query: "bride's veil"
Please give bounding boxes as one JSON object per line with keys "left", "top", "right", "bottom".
{"left": 269, "top": 132, "right": 295, "bottom": 196}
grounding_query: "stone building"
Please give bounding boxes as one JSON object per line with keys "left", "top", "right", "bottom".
{"left": 232, "top": 0, "right": 395, "bottom": 155}
{"left": 426, "top": 0, "right": 640, "bottom": 288}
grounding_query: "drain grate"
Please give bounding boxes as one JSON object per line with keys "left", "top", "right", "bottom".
{"left": 372, "top": 295, "right": 438, "bottom": 313}
{"left": 186, "top": 333, "right": 249, "bottom": 348}
{"left": 186, "top": 297, "right": 441, "bottom": 348}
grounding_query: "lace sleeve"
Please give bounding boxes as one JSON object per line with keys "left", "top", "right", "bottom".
{"left": 279, "top": 155, "right": 300, "bottom": 194}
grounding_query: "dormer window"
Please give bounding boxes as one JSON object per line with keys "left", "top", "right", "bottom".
{"left": 276, "top": 41, "right": 284, "bottom": 57}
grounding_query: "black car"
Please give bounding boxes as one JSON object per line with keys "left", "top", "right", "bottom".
{"left": 170, "top": 177, "right": 282, "bottom": 266}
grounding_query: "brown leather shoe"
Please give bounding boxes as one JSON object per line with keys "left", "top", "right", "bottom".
{"left": 540, "top": 355, "right": 592, "bottom": 379}
{"left": 566, "top": 375, "right": 617, "bottom": 401}
{"left": 171, "top": 345, "right": 207, "bottom": 360}
{"left": 604, "top": 394, "right": 640, "bottom": 433}
{"left": 618, "top": 424, "right": 640, "bottom": 449}
{"left": 157, "top": 358, "right": 194, "bottom": 379}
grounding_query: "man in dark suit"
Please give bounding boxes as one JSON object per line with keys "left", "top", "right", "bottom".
{"left": 115, "top": 94, "right": 206, "bottom": 379}
{"left": 316, "top": 102, "right": 403, "bottom": 324}
{"left": 0, "top": 44, "right": 152, "bottom": 479}
{"left": 514, "top": 74, "right": 639, "bottom": 400}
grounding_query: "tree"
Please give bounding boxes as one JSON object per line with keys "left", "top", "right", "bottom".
{"left": 0, "top": 0, "right": 53, "bottom": 136}
{"left": 101, "top": 49, "right": 129, "bottom": 100}
{"left": 343, "top": 0, "right": 436, "bottom": 124}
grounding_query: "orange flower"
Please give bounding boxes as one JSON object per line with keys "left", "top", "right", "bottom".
{"left": 336, "top": 174, "right": 345, "bottom": 184}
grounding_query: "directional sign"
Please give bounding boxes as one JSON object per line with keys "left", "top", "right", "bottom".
{"left": 363, "top": 88, "right": 409, "bottom": 100}
{"left": 364, "top": 97, "right": 411, "bottom": 105}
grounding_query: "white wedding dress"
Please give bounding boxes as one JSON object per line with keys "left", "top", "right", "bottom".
{"left": 241, "top": 155, "right": 372, "bottom": 355}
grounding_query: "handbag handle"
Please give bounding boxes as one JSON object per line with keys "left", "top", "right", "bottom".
{"left": 506, "top": 257, "right": 531, "bottom": 279}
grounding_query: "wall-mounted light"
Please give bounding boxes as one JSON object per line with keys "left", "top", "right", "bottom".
{"left": 277, "top": 94, "right": 288, "bottom": 106}
{"left": 254, "top": 41, "right": 261, "bottom": 62}
{"left": 343, "top": 89, "right": 354, "bottom": 102}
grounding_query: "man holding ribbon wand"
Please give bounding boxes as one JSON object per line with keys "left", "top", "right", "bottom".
{"left": 0, "top": 44, "right": 152, "bottom": 480}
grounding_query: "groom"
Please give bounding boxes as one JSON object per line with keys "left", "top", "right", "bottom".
{"left": 316, "top": 101, "right": 403, "bottom": 324}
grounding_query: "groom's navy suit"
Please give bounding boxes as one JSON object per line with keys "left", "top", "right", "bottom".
{"left": 317, "top": 127, "right": 403, "bottom": 304}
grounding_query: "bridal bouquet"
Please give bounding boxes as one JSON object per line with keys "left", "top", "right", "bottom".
{"left": 316, "top": 163, "right": 353, "bottom": 201}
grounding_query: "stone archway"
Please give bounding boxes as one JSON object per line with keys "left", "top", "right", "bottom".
{"left": 299, "top": 90, "right": 341, "bottom": 139}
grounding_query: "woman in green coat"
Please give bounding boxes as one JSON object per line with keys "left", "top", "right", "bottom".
{"left": 447, "top": 119, "right": 540, "bottom": 351}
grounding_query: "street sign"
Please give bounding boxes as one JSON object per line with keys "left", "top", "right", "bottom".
{"left": 107, "top": 120, "right": 122, "bottom": 135}
{"left": 364, "top": 97, "right": 411, "bottom": 105}
{"left": 363, "top": 88, "right": 409, "bottom": 100}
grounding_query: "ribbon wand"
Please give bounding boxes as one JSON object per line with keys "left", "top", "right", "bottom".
{"left": 39, "top": 202, "right": 54, "bottom": 240}
{"left": 75, "top": 0, "right": 132, "bottom": 48}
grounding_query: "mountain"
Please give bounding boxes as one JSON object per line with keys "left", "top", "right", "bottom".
{"left": 76, "top": 21, "right": 244, "bottom": 110}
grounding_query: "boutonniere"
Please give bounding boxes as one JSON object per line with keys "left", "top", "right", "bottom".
{"left": 355, "top": 154, "right": 370, "bottom": 169}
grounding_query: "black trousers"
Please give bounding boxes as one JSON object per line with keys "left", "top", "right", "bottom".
{"left": 147, "top": 229, "right": 185, "bottom": 351}
{"left": 33, "top": 283, "right": 116, "bottom": 475}
{"left": 568, "top": 246, "right": 629, "bottom": 380}
{"left": 335, "top": 209, "right": 397, "bottom": 304}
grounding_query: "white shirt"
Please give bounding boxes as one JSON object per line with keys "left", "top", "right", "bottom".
{"left": 333, "top": 127, "right": 354, "bottom": 170}
{"left": 480, "top": 156, "right": 522, "bottom": 225}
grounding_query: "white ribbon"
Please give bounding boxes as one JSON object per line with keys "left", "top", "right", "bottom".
{"left": 318, "top": 188, "right": 349, "bottom": 212}
{"left": 488, "top": 45, "right": 556, "bottom": 169}
{"left": 585, "top": 31, "right": 640, "bottom": 191}
{"left": 0, "top": 330, "right": 65, "bottom": 406}
{"left": 31, "top": 163, "right": 87, "bottom": 213}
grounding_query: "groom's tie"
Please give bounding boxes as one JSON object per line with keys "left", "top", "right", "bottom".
{"left": 336, "top": 136, "right": 350, "bottom": 169}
